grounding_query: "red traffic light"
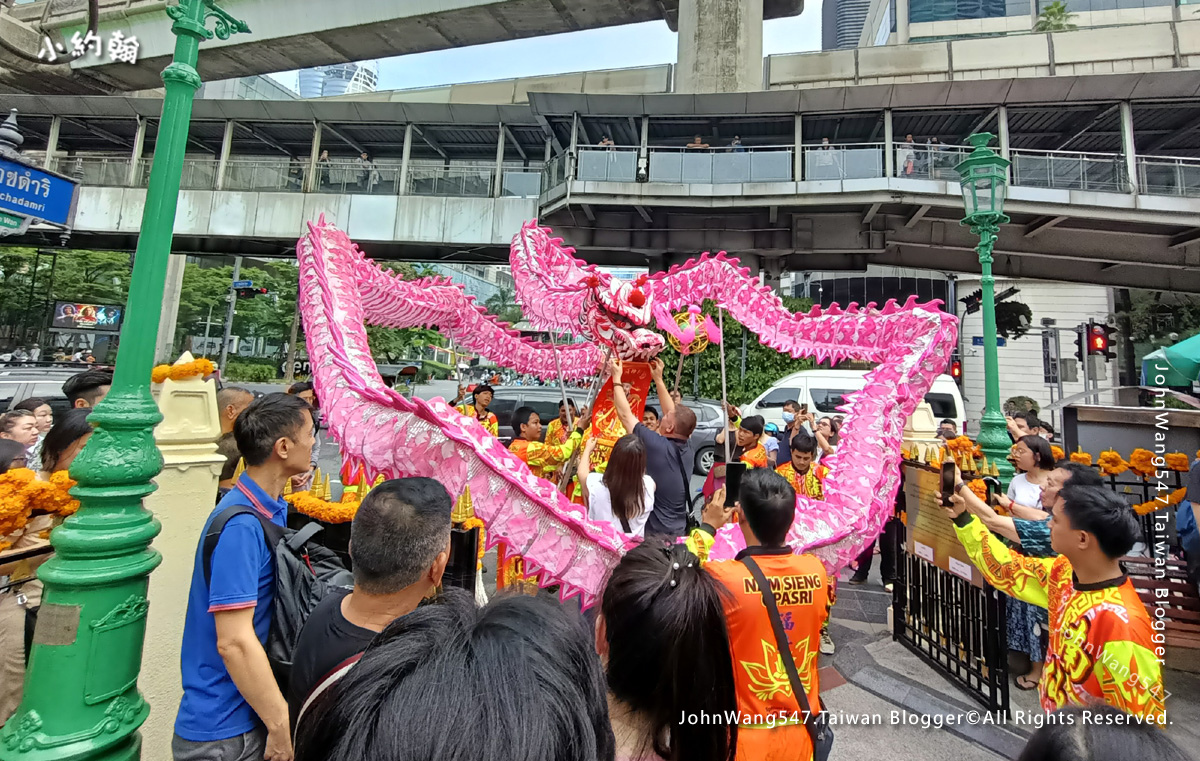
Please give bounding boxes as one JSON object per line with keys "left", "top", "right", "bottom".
{"left": 950, "top": 360, "right": 962, "bottom": 380}
{"left": 1088, "top": 325, "right": 1108, "bottom": 355}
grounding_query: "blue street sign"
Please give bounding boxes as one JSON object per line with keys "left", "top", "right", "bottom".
{"left": 232, "top": 280, "right": 253, "bottom": 289}
{"left": 972, "top": 336, "right": 1006, "bottom": 347}
{"left": 0, "top": 157, "right": 79, "bottom": 228}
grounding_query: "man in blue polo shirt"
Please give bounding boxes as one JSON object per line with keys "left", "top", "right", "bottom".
{"left": 174, "top": 393, "right": 315, "bottom": 761}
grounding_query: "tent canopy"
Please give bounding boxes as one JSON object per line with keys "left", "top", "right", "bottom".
{"left": 1142, "top": 333, "right": 1200, "bottom": 386}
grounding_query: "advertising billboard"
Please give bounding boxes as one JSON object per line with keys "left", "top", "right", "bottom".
{"left": 52, "top": 302, "right": 123, "bottom": 332}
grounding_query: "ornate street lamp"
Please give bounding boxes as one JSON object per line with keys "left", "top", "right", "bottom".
{"left": 0, "top": 3, "right": 248, "bottom": 760}
{"left": 955, "top": 133, "right": 1014, "bottom": 484}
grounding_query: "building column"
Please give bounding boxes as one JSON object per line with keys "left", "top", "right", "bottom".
{"left": 305, "top": 120, "right": 321, "bottom": 192}
{"left": 43, "top": 115, "right": 61, "bottom": 170}
{"left": 544, "top": 137, "right": 552, "bottom": 162}
{"left": 997, "top": 105, "right": 1011, "bottom": 182}
{"left": 896, "top": 0, "right": 910, "bottom": 43}
{"left": 398, "top": 123, "right": 414, "bottom": 196}
{"left": 676, "top": 0, "right": 764, "bottom": 93}
{"left": 127, "top": 115, "right": 147, "bottom": 186}
{"left": 568, "top": 112, "right": 580, "bottom": 179}
{"left": 155, "top": 253, "right": 188, "bottom": 363}
{"left": 1119, "top": 101, "right": 1138, "bottom": 195}
{"left": 883, "top": 108, "right": 895, "bottom": 177}
{"left": 215, "top": 119, "right": 236, "bottom": 191}
{"left": 794, "top": 113, "right": 803, "bottom": 181}
{"left": 493, "top": 121, "right": 506, "bottom": 197}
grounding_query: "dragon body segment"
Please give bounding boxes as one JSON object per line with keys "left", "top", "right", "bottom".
{"left": 297, "top": 217, "right": 957, "bottom": 602}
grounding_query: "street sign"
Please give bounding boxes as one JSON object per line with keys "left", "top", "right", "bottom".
{"left": 1060, "top": 358, "right": 1079, "bottom": 383}
{"left": 232, "top": 280, "right": 253, "bottom": 289}
{"left": 0, "top": 156, "right": 79, "bottom": 227}
{"left": 0, "top": 210, "right": 30, "bottom": 237}
{"left": 972, "top": 336, "right": 1007, "bottom": 347}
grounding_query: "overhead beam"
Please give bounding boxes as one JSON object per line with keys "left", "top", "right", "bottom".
{"left": 236, "top": 122, "right": 292, "bottom": 157}
{"left": 577, "top": 118, "right": 596, "bottom": 147}
{"left": 1141, "top": 113, "right": 1200, "bottom": 154}
{"left": 867, "top": 115, "right": 884, "bottom": 142}
{"left": 411, "top": 125, "right": 448, "bottom": 159}
{"left": 1024, "top": 215, "right": 1067, "bottom": 238}
{"left": 502, "top": 125, "right": 527, "bottom": 161}
{"left": 862, "top": 202, "right": 882, "bottom": 225}
{"left": 904, "top": 204, "right": 931, "bottom": 229}
{"left": 1169, "top": 228, "right": 1200, "bottom": 250}
{"left": 1053, "top": 104, "right": 1119, "bottom": 151}
{"left": 322, "top": 123, "right": 366, "bottom": 155}
{"left": 968, "top": 107, "right": 999, "bottom": 136}
{"left": 63, "top": 117, "right": 131, "bottom": 148}
{"left": 635, "top": 205, "right": 652, "bottom": 223}
{"left": 581, "top": 203, "right": 595, "bottom": 222}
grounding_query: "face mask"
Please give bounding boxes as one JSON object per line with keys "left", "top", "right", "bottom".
{"left": 782, "top": 412, "right": 795, "bottom": 424}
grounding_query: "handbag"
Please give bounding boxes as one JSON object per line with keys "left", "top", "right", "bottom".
{"left": 741, "top": 556, "right": 834, "bottom": 761}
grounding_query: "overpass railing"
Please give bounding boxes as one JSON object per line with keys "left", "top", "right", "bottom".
{"left": 1010, "top": 148, "right": 1128, "bottom": 193}
{"left": 648, "top": 145, "right": 794, "bottom": 184}
{"left": 1137, "top": 155, "right": 1200, "bottom": 197}
{"left": 802, "top": 143, "right": 885, "bottom": 180}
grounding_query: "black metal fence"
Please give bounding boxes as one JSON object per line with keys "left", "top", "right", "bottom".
{"left": 1093, "top": 469, "right": 1186, "bottom": 551}
{"left": 893, "top": 530, "right": 1010, "bottom": 715}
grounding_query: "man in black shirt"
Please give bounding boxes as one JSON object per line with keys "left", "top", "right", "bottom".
{"left": 609, "top": 357, "right": 696, "bottom": 538}
{"left": 288, "top": 477, "right": 453, "bottom": 728}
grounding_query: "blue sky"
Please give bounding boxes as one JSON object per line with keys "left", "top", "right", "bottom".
{"left": 270, "top": 5, "right": 823, "bottom": 93}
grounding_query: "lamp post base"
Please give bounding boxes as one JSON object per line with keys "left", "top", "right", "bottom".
{"left": 977, "top": 410, "right": 1014, "bottom": 485}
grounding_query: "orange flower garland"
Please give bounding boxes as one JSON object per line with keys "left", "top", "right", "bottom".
{"left": 151, "top": 358, "right": 216, "bottom": 384}
{"left": 1133, "top": 487, "right": 1187, "bottom": 516}
{"left": 0, "top": 468, "right": 80, "bottom": 540}
{"left": 1050, "top": 445, "right": 1065, "bottom": 461}
{"left": 1128, "top": 449, "right": 1156, "bottom": 479}
{"left": 287, "top": 492, "right": 360, "bottom": 524}
{"left": 1165, "top": 453, "right": 1191, "bottom": 472}
{"left": 1070, "top": 450, "right": 1093, "bottom": 467}
{"left": 966, "top": 479, "right": 989, "bottom": 502}
{"left": 1098, "top": 450, "right": 1129, "bottom": 477}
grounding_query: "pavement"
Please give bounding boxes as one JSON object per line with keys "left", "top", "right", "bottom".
{"left": 256, "top": 378, "right": 1200, "bottom": 760}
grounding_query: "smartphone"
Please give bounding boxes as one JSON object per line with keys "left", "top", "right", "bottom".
{"left": 725, "top": 463, "right": 747, "bottom": 508}
{"left": 940, "top": 462, "right": 956, "bottom": 507}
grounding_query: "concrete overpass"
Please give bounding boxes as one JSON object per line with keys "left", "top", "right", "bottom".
{"left": 0, "top": 0, "right": 802, "bottom": 94}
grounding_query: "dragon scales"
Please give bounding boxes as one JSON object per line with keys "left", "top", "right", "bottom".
{"left": 297, "top": 217, "right": 958, "bottom": 606}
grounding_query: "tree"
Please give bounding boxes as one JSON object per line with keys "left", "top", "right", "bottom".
{"left": 1034, "top": 1, "right": 1077, "bottom": 32}
{"left": 484, "top": 287, "right": 523, "bottom": 326}
{"left": 0, "top": 246, "right": 132, "bottom": 339}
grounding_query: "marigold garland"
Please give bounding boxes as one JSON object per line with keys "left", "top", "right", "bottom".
{"left": 1070, "top": 451, "right": 1093, "bottom": 467}
{"left": 1128, "top": 449, "right": 1157, "bottom": 479}
{"left": 0, "top": 468, "right": 79, "bottom": 540}
{"left": 966, "top": 479, "right": 989, "bottom": 502}
{"left": 1050, "top": 445, "right": 1065, "bottom": 462}
{"left": 287, "top": 491, "right": 360, "bottom": 524}
{"left": 151, "top": 358, "right": 216, "bottom": 384}
{"left": 1098, "top": 450, "right": 1129, "bottom": 477}
{"left": 1133, "top": 487, "right": 1187, "bottom": 516}
{"left": 1165, "top": 453, "right": 1191, "bottom": 472}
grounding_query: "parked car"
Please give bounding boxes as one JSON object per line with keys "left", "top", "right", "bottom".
{"left": 0, "top": 367, "right": 90, "bottom": 415}
{"left": 744, "top": 368, "right": 966, "bottom": 434}
{"left": 652, "top": 396, "right": 725, "bottom": 475}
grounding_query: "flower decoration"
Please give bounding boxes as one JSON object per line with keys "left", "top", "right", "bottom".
{"left": 1098, "top": 450, "right": 1129, "bottom": 477}
{"left": 1165, "top": 453, "right": 1191, "bottom": 472}
{"left": 0, "top": 469, "right": 80, "bottom": 540}
{"left": 1128, "top": 449, "right": 1156, "bottom": 479}
{"left": 151, "top": 358, "right": 216, "bottom": 384}
{"left": 1051, "top": 445, "right": 1065, "bottom": 461}
{"left": 1133, "top": 487, "right": 1186, "bottom": 516}
{"left": 287, "top": 491, "right": 360, "bottom": 524}
{"left": 967, "top": 479, "right": 989, "bottom": 503}
{"left": 1070, "top": 450, "right": 1093, "bottom": 467}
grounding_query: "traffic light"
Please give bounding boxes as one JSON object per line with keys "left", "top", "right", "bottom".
{"left": 960, "top": 289, "right": 983, "bottom": 315}
{"left": 1073, "top": 326, "right": 1086, "bottom": 364}
{"left": 950, "top": 359, "right": 962, "bottom": 384}
{"left": 236, "top": 287, "right": 269, "bottom": 299}
{"left": 1100, "top": 324, "right": 1117, "bottom": 360}
{"left": 1086, "top": 321, "right": 1110, "bottom": 357}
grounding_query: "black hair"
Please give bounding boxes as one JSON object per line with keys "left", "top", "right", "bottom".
{"left": 602, "top": 543, "right": 737, "bottom": 761}
{"left": 1017, "top": 706, "right": 1187, "bottom": 761}
{"left": 473, "top": 384, "right": 495, "bottom": 401}
{"left": 1018, "top": 434, "right": 1055, "bottom": 471}
{"left": 233, "top": 393, "right": 313, "bottom": 467}
{"left": 789, "top": 431, "right": 817, "bottom": 455}
{"left": 557, "top": 399, "right": 577, "bottom": 409}
{"left": 1040, "top": 420, "right": 1055, "bottom": 435}
{"left": 1053, "top": 461, "right": 1103, "bottom": 488}
{"left": 738, "top": 468, "right": 796, "bottom": 546}
{"left": 0, "top": 439, "right": 26, "bottom": 473}
{"left": 40, "top": 408, "right": 93, "bottom": 472}
{"left": 12, "top": 397, "right": 49, "bottom": 413}
{"left": 1058, "top": 484, "right": 1143, "bottom": 559}
{"left": 783, "top": 399, "right": 800, "bottom": 411}
{"left": 295, "top": 589, "right": 613, "bottom": 761}
{"left": 643, "top": 405, "right": 659, "bottom": 420}
{"left": 939, "top": 418, "right": 956, "bottom": 427}
{"left": 61, "top": 370, "right": 112, "bottom": 407}
{"left": 739, "top": 415, "right": 765, "bottom": 437}
{"left": 216, "top": 432, "right": 241, "bottom": 482}
{"left": 512, "top": 405, "right": 539, "bottom": 437}
{"left": 288, "top": 381, "right": 313, "bottom": 395}
{"left": 351, "top": 478, "right": 453, "bottom": 594}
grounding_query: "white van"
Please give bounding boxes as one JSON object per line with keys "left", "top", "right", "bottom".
{"left": 745, "top": 369, "right": 966, "bottom": 434}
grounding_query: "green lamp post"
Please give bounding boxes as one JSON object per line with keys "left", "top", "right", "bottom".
{"left": 0, "top": 4, "right": 248, "bottom": 761}
{"left": 954, "top": 133, "right": 1014, "bottom": 485}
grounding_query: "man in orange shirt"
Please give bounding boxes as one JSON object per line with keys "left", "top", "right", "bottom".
{"left": 509, "top": 406, "right": 588, "bottom": 480}
{"left": 691, "top": 469, "right": 831, "bottom": 761}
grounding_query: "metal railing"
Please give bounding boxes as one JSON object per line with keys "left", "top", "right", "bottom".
{"left": 500, "top": 170, "right": 542, "bottom": 198}
{"left": 577, "top": 146, "right": 639, "bottom": 182}
{"left": 1137, "top": 155, "right": 1200, "bottom": 198}
{"left": 49, "top": 155, "right": 135, "bottom": 187}
{"left": 542, "top": 154, "right": 567, "bottom": 193}
{"left": 649, "top": 145, "right": 793, "bottom": 184}
{"left": 802, "top": 143, "right": 885, "bottom": 180}
{"left": 1011, "top": 148, "right": 1129, "bottom": 193}
{"left": 894, "top": 143, "right": 971, "bottom": 181}
{"left": 406, "top": 163, "right": 494, "bottom": 198}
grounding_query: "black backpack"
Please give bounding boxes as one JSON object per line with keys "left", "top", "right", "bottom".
{"left": 202, "top": 506, "right": 354, "bottom": 693}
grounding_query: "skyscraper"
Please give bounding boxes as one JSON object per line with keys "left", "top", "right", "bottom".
{"left": 298, "top": 61, "right": 380, "bottom": 99}
{"left": 822, "top": 0, "right": 874, "bottom": 49}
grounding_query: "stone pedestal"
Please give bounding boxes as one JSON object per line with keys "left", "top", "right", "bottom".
{"left": 903, "top": 401, "right": 942, "bottom": 459}
{"left": 141, "top": 359, "right": 225, "bottom": 760}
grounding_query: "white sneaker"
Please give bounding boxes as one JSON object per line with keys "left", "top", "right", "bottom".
{"left": 820, "top": 631, "right": 836, "bottom": 655}
{"left": 884, "top": 583, "right": 894, "bottom": 593}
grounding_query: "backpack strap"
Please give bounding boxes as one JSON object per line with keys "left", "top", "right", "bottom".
{"left": 285, "top": 521, "right": 323, "bottom": 553}
{"left": 295, "top": 651, "right": 365, "bottom": 731}
{"left": 202, "top": 504, "right": 286, "bottom": 587}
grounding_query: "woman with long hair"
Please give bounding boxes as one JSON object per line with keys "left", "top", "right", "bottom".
{"left": 294, "top": 589, "right": 613, "bottom": 761}
{"left": 599, "top": 542, "right": 737, "bottom": 761}
{"left": 580, "top": 434, "right": 656, "bottom": 539}
{"left": 39, "top": 408, "right": 93, "bottom": 477}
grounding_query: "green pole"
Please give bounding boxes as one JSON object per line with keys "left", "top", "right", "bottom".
{"left": 969, "top": 217, "right": 1014, "bottom": 485}
{"left": 0, "top": 4, "right": 248, "bottom": 760}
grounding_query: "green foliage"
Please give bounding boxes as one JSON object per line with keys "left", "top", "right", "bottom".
{"left": 365, "top": 324, "right": 441, "bottom": 364}
{"left": 1119, "top": 290, "right": 1200, "bottom": 344}
{"left": 175, "top": 260, "right": 299, "bottom": 358}
{"left": 994, "top": 300, "right": 1033, "bottom": 340}
{"left": 0, "top": 246, "right": 133, "bottom": 332}
{"left": 1004, "top": 396, "right": 1040, "bottom": 415}
{"left": 224, "top": 360, "right": 278, "bottom": 383}
{"left": 1034, "top": 1, "right": 1077, "bottom": 31}
{"left": 484, "top": 287, "right": 523, "bottom": 326}
{"left": 656, "top": 297, "right": 816, "bottom": 404}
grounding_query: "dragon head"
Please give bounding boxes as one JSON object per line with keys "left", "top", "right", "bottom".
{"left": 582, "top": 272, "right": 664, "bottom": 361}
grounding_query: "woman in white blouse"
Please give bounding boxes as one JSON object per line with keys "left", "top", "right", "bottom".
{"left": 580, "top": 434, "right": 656, "bottom": 539}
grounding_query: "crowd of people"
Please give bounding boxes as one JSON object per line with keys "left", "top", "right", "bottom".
{"left": 0, "top": 364, "right": 1190, "bottom": 761}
